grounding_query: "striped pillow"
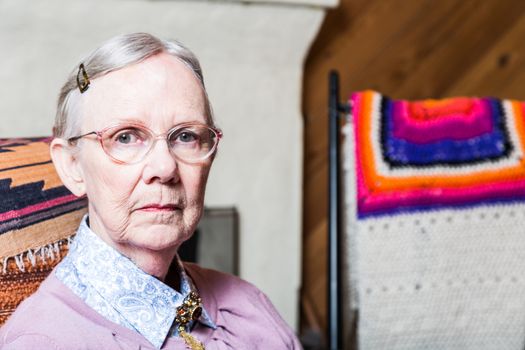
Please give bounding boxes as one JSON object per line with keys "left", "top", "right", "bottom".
{"left": 0, "top": 137, "right": 87, "bottom": 325}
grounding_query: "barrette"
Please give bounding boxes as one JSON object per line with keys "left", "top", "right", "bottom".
{"left": 76, "top": 63, "right": 90, "bottom": 93}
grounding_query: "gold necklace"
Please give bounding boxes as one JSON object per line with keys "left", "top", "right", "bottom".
{"left": 175, "top": 291, "right": 205, "bottom": 350}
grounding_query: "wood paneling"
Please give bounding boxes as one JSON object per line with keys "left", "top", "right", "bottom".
{"left": 301, "top": 0, "right": 525, "bottom": 345}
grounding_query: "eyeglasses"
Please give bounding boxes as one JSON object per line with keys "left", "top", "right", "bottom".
{"left": 67, "top": 122, "right": 222, "bottom": 164}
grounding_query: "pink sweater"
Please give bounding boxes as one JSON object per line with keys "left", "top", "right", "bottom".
{"left": 0, "top": 263, "right": 302, "bottom": 349}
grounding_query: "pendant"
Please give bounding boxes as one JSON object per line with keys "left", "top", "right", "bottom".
{"left": 175, "top": 291, "right": 205, "bottom": 350}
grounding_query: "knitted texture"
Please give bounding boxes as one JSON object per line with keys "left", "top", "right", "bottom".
{"left": 345, "top": 91, "right": 525, "bottom": 349}
{"left": 0, "top": 138, "right": 87, "bottom": 326}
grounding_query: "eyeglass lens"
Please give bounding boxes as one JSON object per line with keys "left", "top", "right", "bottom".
{"left": 101, "top": 124, "right": 218, "bottom": 164}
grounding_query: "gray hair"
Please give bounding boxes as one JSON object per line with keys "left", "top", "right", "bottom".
{"left": 53, "top": 32, "right": 213, "bottom": 138}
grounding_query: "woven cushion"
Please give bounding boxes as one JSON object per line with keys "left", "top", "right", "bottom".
{"left": 0, "top": 137, "right": 87, "bottom": 325}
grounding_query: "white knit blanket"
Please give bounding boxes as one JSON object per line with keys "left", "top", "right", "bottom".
{"left": 343, "top": 92, "right": 525, "bottom": 349}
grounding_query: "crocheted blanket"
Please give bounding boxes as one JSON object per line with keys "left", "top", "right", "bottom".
{"left": 345, "top": 91, "right": 525, "bottom": 349}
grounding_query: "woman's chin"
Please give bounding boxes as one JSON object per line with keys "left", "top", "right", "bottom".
{"left": 132, "top": 208, "right": 184, "bottom": 221}
{"left": 127, "top": 225, "right": 190, "bottom": 252}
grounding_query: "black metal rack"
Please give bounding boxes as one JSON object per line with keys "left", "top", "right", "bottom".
{"left": 328, "top": 70, "right": 351, "bottom": 350}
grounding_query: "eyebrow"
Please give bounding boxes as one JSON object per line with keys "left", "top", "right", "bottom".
{"left": 112, "top": 117, "right": 147, "bottom": 125}
{"left": 110, "top": 117, "right": 209, "bottom": 128}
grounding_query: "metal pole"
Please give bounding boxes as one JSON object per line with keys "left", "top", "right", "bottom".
{"left": 328, "top": 70, "right": 342, "bottom": 350}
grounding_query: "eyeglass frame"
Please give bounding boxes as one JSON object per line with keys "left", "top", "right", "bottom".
{"left": 67, "top": 121, "right": 223, "bottom": 165}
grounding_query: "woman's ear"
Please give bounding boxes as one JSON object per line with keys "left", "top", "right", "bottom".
{"left": 50, "top": 138, "right": 86, "bottom": 197}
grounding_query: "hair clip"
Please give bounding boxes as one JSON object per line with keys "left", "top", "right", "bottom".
{"left": 76, "top": 63, "right": 90, "bottom": 93}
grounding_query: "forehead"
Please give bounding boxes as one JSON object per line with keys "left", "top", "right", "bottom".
{"left": 81, "top": 53, "right": 207, "bottom": 130}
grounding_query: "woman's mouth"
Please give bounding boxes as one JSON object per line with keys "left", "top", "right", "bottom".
{"left": 136, "top": 204, "right": 180, "bottom": 212}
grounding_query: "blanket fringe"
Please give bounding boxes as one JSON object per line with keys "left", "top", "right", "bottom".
{"left": 0, "top": 235, "right": 75, "bottom": 274}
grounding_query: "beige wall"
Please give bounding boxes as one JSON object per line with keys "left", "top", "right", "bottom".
{"left": 0, "top": 0, "right": 332, "bottom": 329}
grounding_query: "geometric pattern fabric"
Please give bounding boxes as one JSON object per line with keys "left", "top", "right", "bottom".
{"left": 353, "top": 91, "right": 525, "bottom": 217}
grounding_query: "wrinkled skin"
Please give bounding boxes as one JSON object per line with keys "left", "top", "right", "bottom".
{"left": 51, "top": 53, "right": 213, "bottom": 280}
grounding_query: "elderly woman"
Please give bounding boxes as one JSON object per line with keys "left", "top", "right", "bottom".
{"left": 0, "top": 33, "right": 301, "bottom": 349}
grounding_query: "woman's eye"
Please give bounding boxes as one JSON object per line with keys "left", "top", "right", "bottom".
{"left": 115, "top": 131, "right": 140, "bottom": 144}
{"left": 177, "top": 131, "right": 198, "bottom": 143}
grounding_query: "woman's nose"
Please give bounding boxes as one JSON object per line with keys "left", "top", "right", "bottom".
{"left": 141, "top": 139, "right": 179, "bottom": 184}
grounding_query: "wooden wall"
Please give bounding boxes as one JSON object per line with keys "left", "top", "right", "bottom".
{"left": 301, "top": 0, "right": 525, "bottom": 345}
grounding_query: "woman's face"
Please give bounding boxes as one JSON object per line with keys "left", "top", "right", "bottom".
{"left": 73, "top": 53, "right": 212, "bottom": 259}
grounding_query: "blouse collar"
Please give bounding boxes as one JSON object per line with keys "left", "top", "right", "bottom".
{"left": 55, "top": 215, "right": 215, "bottom": 349}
